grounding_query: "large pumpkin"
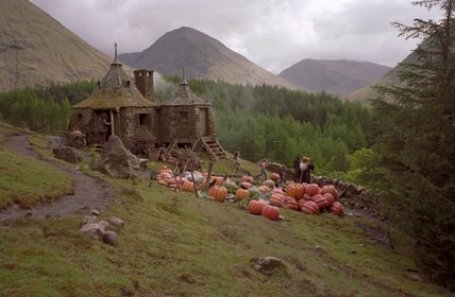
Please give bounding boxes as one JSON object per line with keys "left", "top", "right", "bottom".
{"left": 241, "top": 175, "right": 254, "bottom": 184}
{"left": 304, "top": 183, "right": 321, "bottom": 196}
{"left": 330, "top": 201, "right": 344, "bottom": 217}
{"left": 321, "top": 185, "right": 339, "bottom": 200}
{"left": 322, "top": 193, "right": 335, "bottom": 207}
{"left": 262, "top": 205, "right": 280, "bottom": 221}
{"left": 286, "top": 182, "right": 305, "bottom": 200}
{"left": 283, "top": 196, "right": 300, "bottom": 211}
{"left": 270, "top": 192, "right": 285, "bottom": 207}
{"left": 208, "top": 185, "right": 228, "bottom": 202}
{"left": 181, "top": 180, "right": 195, "bottom": 192}
{"left": 270, "top": 173, "right": 280, "bottom": 182}
{"left": 240, "top": 181, "right": 252, "bottom": 189}
{"left": 248, "top": 200, "right": 266, "bottom": 215}
{"left": 301, "top": 201, "right": 320, "bottom": 215}
{"left": 235, "top": 188, "right": 250, "bottom": 200}
{"left": 311, "top": 194, "right": 329, "bottom": 209}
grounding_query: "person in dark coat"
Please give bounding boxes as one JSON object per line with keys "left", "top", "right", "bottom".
{"left": 300, "top": 156, "right": 315, "bottom": 183}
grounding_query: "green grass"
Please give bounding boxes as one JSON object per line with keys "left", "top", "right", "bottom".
{"left": 0, "top": 122, "right": 451, "bottom": 296}
{"left": 0, "top": 122, "right": 73, "bottom": 209}
{"left": 0, "top": 176, "right": 451, "bottom": 297}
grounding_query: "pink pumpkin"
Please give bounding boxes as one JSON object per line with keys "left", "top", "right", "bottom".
{"left": 262, "top": 205, "right": 280, "bottom": 221}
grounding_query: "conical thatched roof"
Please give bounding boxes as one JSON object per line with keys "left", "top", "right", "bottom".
{"left": 73, "top": 62, "right": 154, "bottom": 109}
{"left": 165, "top": 79, "right": 210, "bottom": 106}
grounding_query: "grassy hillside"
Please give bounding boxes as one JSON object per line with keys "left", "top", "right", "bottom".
{"left": 0, "top": 125, "right": 451, "bottom": 296}
{"left": 0, "top": 122, "right": 73, "bottom": 209}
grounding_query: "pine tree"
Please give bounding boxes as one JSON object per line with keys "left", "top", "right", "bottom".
{"left": 372, "top": 0, "right": 455, "bottom": 289}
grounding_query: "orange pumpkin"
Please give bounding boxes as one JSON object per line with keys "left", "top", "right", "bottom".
{"left": 330, "top": 201, "right": 344, "bottom": 217}
{"left": 248, "top": 200, "right": 266, "bottom": 215}
{"left": 270, "top": 193, "right": 285, "bottom": 207}
{"left": 208, "top": 185, "right": 228, "bottom": 203}
{"left": 181, "top": 180, "right": 195, "bottom": 192}
{"left": 262, "top": 205, "right": 280, "bottom": 221}
{"left": 286, "top": 182, "right": 305, "bottom": 200}
{"left": 283, "top": 196, "right": 300, "bottom": 211}
{"left": 301, "top": 201, "right": 319, "bottom": 215}
{"left": 311, "top": 194, "right": 329, "bottom": 209}
{"left": 321, "top": 185, "right": 339, "bottom": 200}
{"left": 322, "top": 193, "right": 335, "bottom": 207}
{"left": 270, "top": 173, "right": 280, "bottom": 182}
{"left": 235, "top": 188, "right": 250, "bottom": 200}
{"left": 304, "top": 183, "right": 321, "bottom": 196}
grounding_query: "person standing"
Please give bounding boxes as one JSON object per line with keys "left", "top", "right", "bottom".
{"left": 233, "top": 150, "right": 240, "bottom": 172}
{"left": 259, "top": 158, "right": 268, "bottom": 180}
{"left": 300, "top": 156, "right": 315, "bottom": 183}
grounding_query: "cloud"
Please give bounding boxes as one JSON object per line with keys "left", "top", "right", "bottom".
{"left": 30, "top": 0, "right": 443, "bottom": 73}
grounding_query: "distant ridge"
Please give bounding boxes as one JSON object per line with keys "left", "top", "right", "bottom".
{"left": 0, "top": 0, "right": 112, "bottom": 92}
{"left": 119, "top": 26, "right": 298, "bottom": 89}
{"left": 278, "top": 59, "right": 391, "bottom": 97}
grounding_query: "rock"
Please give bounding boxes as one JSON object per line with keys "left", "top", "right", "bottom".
{"left": 102, "top": 230, "right": 118, "bottom": 246}
{"left": 90, "top": 209, "right": 101, "bottom": 216}
{"left": 314, "top": 244, "right": 323, "bottom": 251}
{"left": 81, "top": 215, "right": 99, "bottom": 227}
{"left": 52, "top": 146, "right": 83, "bottom": 164}
{"left": 252, "top": 256, "right": 288, "bottom": 276}
{"left": 92, "top": 135, "right": 139, "bottom": 179}
{"left": 107, "top": 216, "right": 124, "bottom": 227}
{"left": 80, "top": 222, "right": 107, "bottom": 240}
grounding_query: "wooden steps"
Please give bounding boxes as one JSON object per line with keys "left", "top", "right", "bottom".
{"left": 200, "top": 136, "right": 227, "bottom": 160}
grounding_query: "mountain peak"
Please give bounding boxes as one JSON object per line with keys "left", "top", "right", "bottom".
{"left": 279, "top": 59, "right": 391, "bottom": 97}
{"left": 119, "top": 27, "right": 297, "bottom": 89}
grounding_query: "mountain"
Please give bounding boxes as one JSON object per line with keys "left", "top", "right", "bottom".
{"left": 118, "top": 26, "right": 297, "bottom": 89}
{"left": 345, "top": 41, "right": 429, "bottom": 102}
{"left": 0, "top": 0, "right": 111, "bottom": 92}
{"left": 278, "top": 59, "right": 391, "bottom": 97}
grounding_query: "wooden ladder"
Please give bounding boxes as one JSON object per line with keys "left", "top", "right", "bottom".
{"left": 200, "top": 136, "right": 228, "bottom": 160}
{"left": 166, "top": 140, "right": 177, "bottom": 155}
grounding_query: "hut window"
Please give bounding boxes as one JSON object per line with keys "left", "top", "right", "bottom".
{"left": 137, "top": 113, "right": 150, "bottom": 126}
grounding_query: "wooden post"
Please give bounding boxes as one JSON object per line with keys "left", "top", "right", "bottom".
{"left": 205, "top": 161, "right": 214, "bottom": 191}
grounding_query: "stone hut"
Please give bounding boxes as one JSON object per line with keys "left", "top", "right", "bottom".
{"left": 69, "top": 45, "right": 227, "bottom": 160}
{"left": 155, "top": 77, "right": 215, "bottom": 147}
{"left": 69, "top": 46, "right": 155, "bottom": 150}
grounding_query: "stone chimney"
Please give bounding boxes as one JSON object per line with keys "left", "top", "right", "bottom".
{"left": 134, "top": 69, "right": 154, "bottom": 101}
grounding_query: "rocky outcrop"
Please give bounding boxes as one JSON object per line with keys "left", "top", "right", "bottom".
{"left": 52, "top": 146, "right": 83, "bottom": 164}
{"left": 92, "top": 135, "right": 139, "bottom": 179}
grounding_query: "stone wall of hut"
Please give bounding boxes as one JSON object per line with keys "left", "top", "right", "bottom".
{"left": 118, "top": 107, "right": 155, "bottom": 148}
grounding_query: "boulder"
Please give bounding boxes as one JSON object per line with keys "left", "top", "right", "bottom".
{"left": 252, "top": 256, "right": 288, "bottom": 276}
{"left": 93, "top": 135, "right": 139, "bottom": 179}
{"left": 107, "top": 216, "right": 124, "bottom": 227}
{"left": 80, "top": 222, "right": 107, "bottom": 240}
{"left": 103, "top": 230, "right": 118, "bottom": 246}
{"left": 52, "top": 146, "right": 82, "bottom": 163}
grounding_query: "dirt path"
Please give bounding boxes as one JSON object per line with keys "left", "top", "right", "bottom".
{"left": 0, "top": 135, "right": 117, "bottom": 221}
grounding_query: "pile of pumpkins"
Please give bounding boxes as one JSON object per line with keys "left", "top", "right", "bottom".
{"left": 155, "top": 167, "right": 344, "bottom": 221}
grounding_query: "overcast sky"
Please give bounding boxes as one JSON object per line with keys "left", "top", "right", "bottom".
{"left": 30, "top": 0, "right": 442, "bottom": 73}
